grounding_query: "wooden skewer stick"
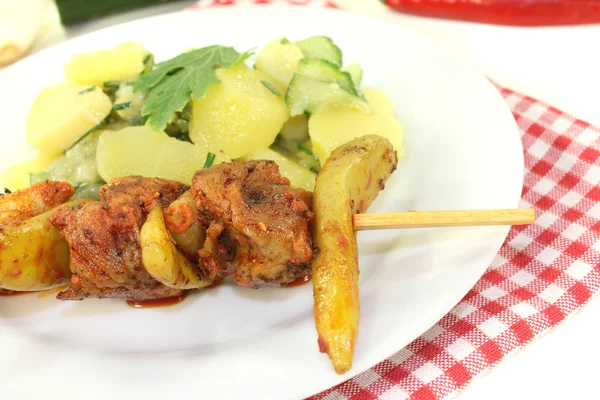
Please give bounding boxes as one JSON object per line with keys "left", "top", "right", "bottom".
{"left": 353, "top": 208, "right": 536, "bottom": 231}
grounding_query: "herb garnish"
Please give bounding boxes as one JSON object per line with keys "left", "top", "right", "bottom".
{"left": 261, "top": 80, "right": 280, "bottom": 96}
{"left": 133, "top": 45, "right": 252, "bottom": 132}
{"left": 114, "top": 102, "right": 132, "bottom": 110}
{"left": 203, "top": 152, "right": 216, "bottom": 169}
{"left": 78, "top": 86, "right": 95, "bottom": 95}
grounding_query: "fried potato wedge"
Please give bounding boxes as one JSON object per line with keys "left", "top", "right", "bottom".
{"left": 0, "top": 200, "right": 87, "bottom": 291}
{"left": 0, "top": 181, "right": 74, "bottom": 226}
{"left": 141, "top": 203, "right": 213, "bottom": 289}
{"left": 312, "top": 135, "right": 398, "bottom": 374}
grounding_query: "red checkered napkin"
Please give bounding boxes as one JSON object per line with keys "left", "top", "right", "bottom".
{"left": 189, "top": 2, "right": 600, "bottom": 398}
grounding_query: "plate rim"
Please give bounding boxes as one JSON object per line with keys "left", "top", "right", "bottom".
{"left": 0, "top": 6, "right": 524, "bottom": 399}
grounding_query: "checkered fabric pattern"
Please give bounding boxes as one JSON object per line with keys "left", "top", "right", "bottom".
{"left": 189, "top": 2, "right": 600, "bottom": 398}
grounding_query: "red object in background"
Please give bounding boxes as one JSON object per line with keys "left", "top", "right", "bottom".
{"left": 382, "top": 0, "right": 600, "bottom": 26}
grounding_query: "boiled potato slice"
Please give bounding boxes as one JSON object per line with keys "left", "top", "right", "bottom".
{"left": 141, "top": 204, "right": 214, "bottom": 289}
{"left": 189, "top": 64, "right": 289, "bottom": 159}
{"left": 308, "top": 88, "right": 403, "bottom": 164}
{"left": 26, "top": 83, "right": 111, "bottom": 156}
{"left": 64, "top": 41, "right": 149, "bottom": 86}
{"left": 312, "top": 135, "right": 398, "bottom": 374}
{"left": 362, "top": 88, "right": 395, "bottom": 117}
{"left": 97, "top": 126, "right": 230, "bottom": 184}
{"left": 1, "top": 153, "right": 55, "bottom": 191}
{"left": 255, "top": 38, "right": 304, "bottom": 89}
{"left": 0, "top": 201, "right": 87, "bottom": 291}
{"left": 242, "top": 148, "right": 316, "bottom": 191}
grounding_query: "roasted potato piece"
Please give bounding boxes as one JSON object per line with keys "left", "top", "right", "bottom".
{"left": 164, "top": 191, "right": 206, "bottom": 259}
{"left": 0, "top": 200, "right": 86, "bottom": 291}
{"left": 141, "top": 203, "right": 214, "bottom": 289}
{"left": 0, "top": 181, "right": 74, "bottom": 226}
{"left": 312, "top": 135, "right": 398, "bottom": 374}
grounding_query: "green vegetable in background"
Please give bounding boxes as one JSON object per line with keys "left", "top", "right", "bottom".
{"left": 55, "top": 0, "right": 184, "bottom": 26}
{"left": 133, "top": 45, "right": 252, "bottom": 132}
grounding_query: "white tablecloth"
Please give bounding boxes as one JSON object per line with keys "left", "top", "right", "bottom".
{"left": 13, "top": 1, "right": 600, "bottom": 398}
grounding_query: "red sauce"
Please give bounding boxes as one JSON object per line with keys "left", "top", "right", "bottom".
{"left": 127, "top": 291, "right": 188, "bottom": 308}
{"left": 126, "top": 278, "right": 225, "bottom": 309}
{"left": 0, "top": 290, "right": 30, "bottom": 297}
{"left": 286, "top": 274, "right": 312, "bottom": 288}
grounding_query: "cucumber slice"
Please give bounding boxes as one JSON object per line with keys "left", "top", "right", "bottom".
{"left": 280, "top": 115, "right": 309, "bottom": 143}
{"left": 285, "top": 74, "right": 369, "bottom": 117}
{"left": 296, "top": 58, "right": 358, "bottom": 96}
{"left": 343, "top": 62, "right": 363, "bottom": 86}
{"left": 295, "top": 36, "right": 343, "bottom": 67}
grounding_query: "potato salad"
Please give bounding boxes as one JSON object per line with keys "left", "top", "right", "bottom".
{"left": 1, "top": 36, "right": 403, "bottom": 198}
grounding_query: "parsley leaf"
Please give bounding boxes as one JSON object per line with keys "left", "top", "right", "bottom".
{"left": 134, "top": 45, "right": 252, "bottom": 131}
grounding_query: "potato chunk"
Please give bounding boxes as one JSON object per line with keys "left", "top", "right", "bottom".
{"left": 242, "top": 148, "right": 316, "bottom": 191}
{"left": 189, "top": 65, "right": 289, "bottom": 159}
{"left": 255, "top": 38, "right": 304, "bottom": 88}
{"left": 361, "top": 88, "right": 395, "bottom": 117}
{"left": 312, "top": 135, "right": 398, "bottom": 374}
{"left": 64, "top": 41, "right": 149, "bottom": 86}
{"left": 141, "top": 204, "right": 214, "bottom": 289}
{"left": 308, "top": 88, "right": 403, "bottom": 164}
{"left": 1, "top": 154, "right": 55, "bottom": 191}
{"left": 96, "top": 126, "right": 230, "bottom": 184}
{"left": 0, "top": 201, "right": 87, "bottom": 291}
{"left": 26, "top": 83, "right": 111, "bottom": 156}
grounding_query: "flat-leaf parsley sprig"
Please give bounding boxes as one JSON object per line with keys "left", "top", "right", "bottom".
{"left": 133, "top": 45, "right": 252, "bottom": 131}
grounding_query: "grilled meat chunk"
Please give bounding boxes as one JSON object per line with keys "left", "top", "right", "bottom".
{"left": 191, "top": 160, "right": 314, "bottom": 288}
{"left": 50, "top": 177, "right": 187, "bottom": 300}
{"left": 0, "top": 181, "right": 74, "bottom": 226}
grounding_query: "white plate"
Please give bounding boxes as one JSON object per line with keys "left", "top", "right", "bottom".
{"left": 0, "top": 6, "right": 523, "bottom": 400}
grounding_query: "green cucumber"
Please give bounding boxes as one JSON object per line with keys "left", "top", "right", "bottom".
{"left": 343, "top": 62, "right": 363, "bottom": 86}
{"left": 285, "top": 74, "right": 369, "bottom": 117}
{"left": 296, "top": 58, "right": 358, "bottom": 96}
{"left": 280, "top": 115, "right": 309, "bottom": 143}
{"left": 295, "top": 36, "right": 343, "bottom": 67}
{"left": 30, "top": 130, "right": 104, "bottom": 199}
